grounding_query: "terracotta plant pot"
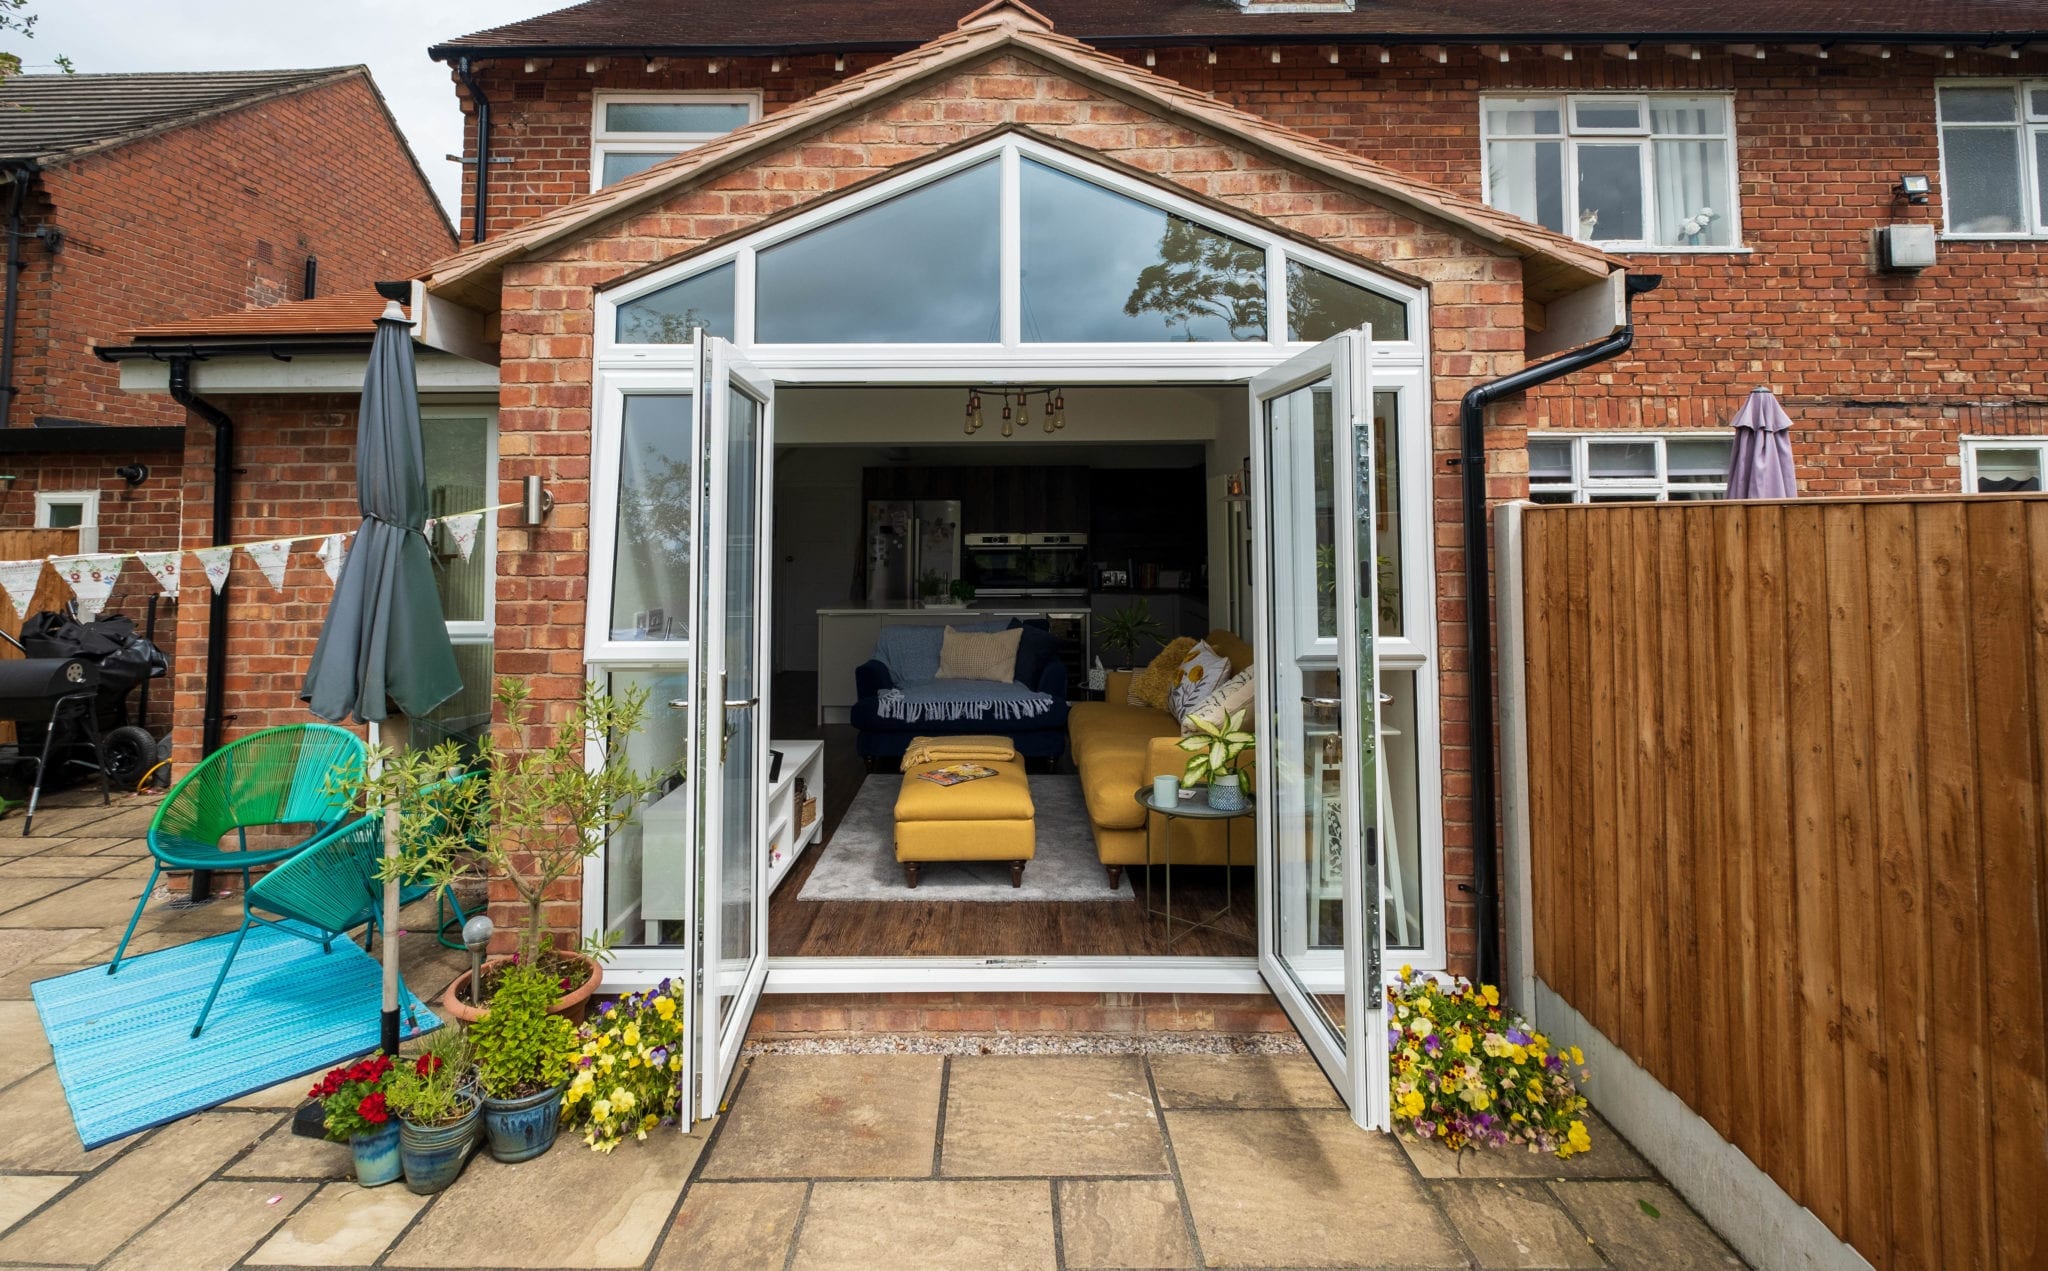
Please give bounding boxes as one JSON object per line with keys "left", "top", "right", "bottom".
{"left": 441, "top": 952, "right": 603, "bottom": 1025}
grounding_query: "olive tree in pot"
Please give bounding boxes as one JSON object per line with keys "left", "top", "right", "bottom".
{"left": 357, "top": 677, "right": 663, "bottom": 1024}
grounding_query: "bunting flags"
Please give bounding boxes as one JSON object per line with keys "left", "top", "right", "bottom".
{"left": 245, "top": 539, "right": 292, "bottom": 592}
{"left": 442, "top": 512, "right": 483, "bottom": 562}
{"left": 318, "top": 533, "right": 349, "bottom": 585}
{"left": 137, "top": 551, "right": 181, "bottom": 594}
{"left": 0, "top": 560, "right": 42, "bottom": 617}
{"left": 192, "top": 546, "right": 235, "bottom": 595}
{"left": 51, "top": 556, "right": 121, "bottom": 620}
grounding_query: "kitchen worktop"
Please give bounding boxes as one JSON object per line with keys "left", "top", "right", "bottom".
{"left": 815, "top": 601, "right": 1089, "bottom": 616}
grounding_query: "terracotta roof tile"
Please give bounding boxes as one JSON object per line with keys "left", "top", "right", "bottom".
{"left": 124, "top": 291, "right": 397, "bottom": 341}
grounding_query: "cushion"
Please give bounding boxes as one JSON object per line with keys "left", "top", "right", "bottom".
{"left": 1169, "top": 641, "right": 1231, "bottom": 722}
{"left": 1181, "top": 665, "right": 1256, "bottom": 735}
{"left": 936, "top": 626, "right": 1022, "bottom": 682}
{"left": 1009, "top": 620, "right": 1061, "bottom": 687}
{"left": 874, "top": 619, "right": 1007, "bottom": 687}
{"left": 1127, "top": 636, "right": 1197, "bottom": 709}
{"left": 1204, "top": 629, "right": 1255, "bottom": 677}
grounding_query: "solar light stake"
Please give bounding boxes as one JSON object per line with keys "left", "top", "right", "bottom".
{"left": 463, "top": 915, "right": 495, "bottom": 1007}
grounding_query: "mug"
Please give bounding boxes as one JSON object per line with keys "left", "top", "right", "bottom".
{"left": 1152, "top": 775, "right": 1180, "bottom": 808}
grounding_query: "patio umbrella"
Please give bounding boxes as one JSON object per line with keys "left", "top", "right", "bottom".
{"left": 301, "top": 297, "right": 463, "bottom": 1055}
{"left": 1726, "top": 387, "right": 1799, "bottom": 499}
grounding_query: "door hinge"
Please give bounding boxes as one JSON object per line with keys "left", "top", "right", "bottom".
{"left": 1364, "top": 826, "right": 1384, "bottom": 1008}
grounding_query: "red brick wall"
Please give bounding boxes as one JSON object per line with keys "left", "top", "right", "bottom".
{"left": 749, "top": 991, "right": 1295, "bottom": 1041}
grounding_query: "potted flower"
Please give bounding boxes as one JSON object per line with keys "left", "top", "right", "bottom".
{"left": 353, "top": 678, "right": 662, "bottom": 1023}
{"left": 1177, "top": 707, "right": 1253, "bottom": 811}
{"left": 385, "top": 1029, "right": 479, "bottom": 1194}
{"left": 309, "top": 1052, "right": 399, "bottom": 1187}
{"left": 563, "top": 979, "right": 687, "bottom": 1152}
{"left": 1096, "top": 599, "right": 1164, "bottom": 670}
{"left": 470, "top": 961, "right": 578, "bottom": 1162}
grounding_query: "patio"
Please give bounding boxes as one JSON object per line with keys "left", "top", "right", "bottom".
{"left": 0, "top": 789, "right": 1747, "bottom": 1270}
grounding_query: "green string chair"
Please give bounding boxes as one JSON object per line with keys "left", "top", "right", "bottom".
{"left": 112, "top": 723, "right": 367, "bottom": 976}
{"left": 191, "top": 813, "right": 404, "bottom": 1037}
{"left": 397, "top": 770, "right": 483, "bottom": 950}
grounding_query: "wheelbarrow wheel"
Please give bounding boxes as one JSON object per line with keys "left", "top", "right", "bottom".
{"left": 102, "top": 726, "right": 157, "bottom": 789}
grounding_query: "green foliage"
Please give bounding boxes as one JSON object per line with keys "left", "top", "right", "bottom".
{"left": 948, "top": 576, "right": 976, "bottom": 604}
{"left": 469, "top": 963, "right": 578, "bottom": 1099}
{"left": 564, "top": 980, "right": 687, "bottom": 1152}
{"left": 307, "top": 1053, "right": 394, "bottom": 1142}
{"left": 0, "top": 2, "right": 69, "bottom": 78}
{"left": 385, "top": 1030, "right": 475, "bottom": 1127}
{"left": 1176, "top": 707, "right": 1253, "bottom": 787}
{"left": 916, "top": 568, "right": 946, "bottom": 599}
{"left": 1096, "top": 600, "right": 1164, "bottom": 668}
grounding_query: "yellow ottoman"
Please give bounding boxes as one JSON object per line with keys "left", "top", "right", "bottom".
{"left": 894, "top": 759, "right": 1036, "bottom": 888}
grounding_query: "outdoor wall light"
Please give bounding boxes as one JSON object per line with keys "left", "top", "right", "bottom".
{"left": 1895, "top": 174, "right": 1932, "bottom": 204}
{"left": 521, "top": 474, "right": 554, "bottom": 525}
{"left": 115, "top": 464, "right": 148, "bottom": 487}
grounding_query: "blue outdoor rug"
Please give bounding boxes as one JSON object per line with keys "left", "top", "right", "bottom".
{"left": 32, "top": 923, "right": 440, "bottom": 1148}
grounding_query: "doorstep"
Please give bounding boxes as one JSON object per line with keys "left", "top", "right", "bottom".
{"left": 745, "top": 990, "right": 1300, "bottom": 1047}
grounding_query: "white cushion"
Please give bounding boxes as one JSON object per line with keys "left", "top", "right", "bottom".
{"left": 1168, "top": 641, "right": 1232, "bottom": 722}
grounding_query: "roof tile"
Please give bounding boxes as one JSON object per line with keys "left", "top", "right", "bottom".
{"left": 0, "top": 68, "right": 361, "bottom": 163}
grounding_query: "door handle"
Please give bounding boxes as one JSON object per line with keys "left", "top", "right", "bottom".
{"left": 1300, "top": 696, "right": 1344, "bottom": 708}
{"left": 723, "top": 697, "right": 760, "bottom": 710}
{"left": 667, "top": 698, "right": 691, "bottom": 710}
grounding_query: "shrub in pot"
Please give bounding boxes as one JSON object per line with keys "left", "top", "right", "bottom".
{"left": 385, "top": 1029, "right": 479, "bottom": 1194}
{"left": 471, "top": 962, "right": 577, "bottom": 1162}
{"left": 309, "top": 1053, "right": 398, "bottom": 1187}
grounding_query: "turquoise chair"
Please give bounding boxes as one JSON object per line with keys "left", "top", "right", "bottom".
{"left": 111, "top": 723, "right": 366, "bottom": 976}
{"left": 397, "top": 770, "right": 483, "bottom": 950}
{"left": 191, "top": 814, "right": 404, "bottom": 1037}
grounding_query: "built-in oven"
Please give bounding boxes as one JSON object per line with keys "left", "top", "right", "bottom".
{"left": 964, "top": 533, "right": 1034, "bottom": 594}
{"left": 1024, "top": 532, "right": 1087, "bottom": 594}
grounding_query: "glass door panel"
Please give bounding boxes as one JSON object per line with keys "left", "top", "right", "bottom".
{"left": 1249, "top": 329, "right": 1388, "bottom": 1130}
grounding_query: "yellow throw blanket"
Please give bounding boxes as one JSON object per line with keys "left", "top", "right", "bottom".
{"left": 900, "top": 735, "right": 1018, "bottom": 770}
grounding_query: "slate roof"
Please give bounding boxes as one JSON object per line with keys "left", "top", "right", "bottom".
{"left": 431, "top": 0, "right": 2048, "bottom": 57}
{"left": 0, "top": 67, "right": 360, "bottom": 164}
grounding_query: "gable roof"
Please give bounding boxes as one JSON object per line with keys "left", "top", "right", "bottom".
{"left": 0, "top": 67, "right": 363, "bottom": 165}
{"left": 421, "top": 2, "right": 1617, "bottom": 313}
{"left": 431, "top": 0, "right": 2048, "bottom": 58}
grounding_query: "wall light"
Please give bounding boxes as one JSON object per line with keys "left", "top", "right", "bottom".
{"left": 115, "top": 464, "right": 149, "bottom": 487}
{"left": 522, "top": 475, "right": 554, "bottom": 525}
{"left": 1895, "top": 174, "right": 1931, "bottom": 205}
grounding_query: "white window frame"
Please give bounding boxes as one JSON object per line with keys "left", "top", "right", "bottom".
{"left": 1934, "top": 80, "right": 2048, "bottom": 239}
{"left": 34, "top": 490, "right": 98, "bottom": 553}
{"left": 590, "top": 90, "right": 763, "bottom": 192}
{"left": 1960, "top": 435, "right": 2048, "bottom": 490}
{"left": 1527, "top": 431, "right": 1734, "bottom": 503}
{"left": 1480, "top": 91, "right": 1745, "bottom": 253}
{"left": 421, "top": 406, "right": 498, "bottom": 645}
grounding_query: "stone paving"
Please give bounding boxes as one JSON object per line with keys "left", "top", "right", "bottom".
{"left": 0, "top": 790, "right": 1751, "bottom": 1269}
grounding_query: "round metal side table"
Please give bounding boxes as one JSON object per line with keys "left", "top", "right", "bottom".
{"left": 1133, "top": 788, "right": 1254, "bottom": 950}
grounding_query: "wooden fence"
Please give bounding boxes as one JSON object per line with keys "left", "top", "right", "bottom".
{"left": 1514, "top": 496, "right": 2046, "bottom": 1271}
{"left": 0, "top": 529, "right": 84, "bottom": 742}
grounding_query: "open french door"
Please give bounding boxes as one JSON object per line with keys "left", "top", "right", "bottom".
{"left": 1248, "top": 329, "right": 1390, "bottom": 1130}
{"left": 684, "top": 335, "right": 775, "bottom": 1121}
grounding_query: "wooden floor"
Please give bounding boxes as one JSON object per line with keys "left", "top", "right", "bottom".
{"left": 768, "top": 673, "right": 1255, "bottom": 959}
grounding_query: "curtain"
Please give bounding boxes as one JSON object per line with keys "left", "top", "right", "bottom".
{"left": 1486, "top": 139, "right": 1565, "bottom": 234}
{"left": 1653, "top": 139, "right": 1731, "bottom": 246}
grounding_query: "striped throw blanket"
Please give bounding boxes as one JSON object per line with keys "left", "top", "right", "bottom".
{"left": 874, "top": 680, "right": 1055, "bottom": 724}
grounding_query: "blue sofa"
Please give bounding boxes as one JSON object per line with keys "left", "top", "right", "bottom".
{"left": 851, "top": 620, "right": 1070, "bottom": 765}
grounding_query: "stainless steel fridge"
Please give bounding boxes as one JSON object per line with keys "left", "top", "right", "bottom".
{"left": 863, "top": 500, "right": 962, "bottom": 607}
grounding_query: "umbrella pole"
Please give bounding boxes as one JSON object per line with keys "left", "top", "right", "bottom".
{"left": 372, "top": 717, "right": 403, "bottom": 1056}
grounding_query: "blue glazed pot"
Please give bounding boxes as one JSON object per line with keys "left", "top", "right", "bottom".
{"left": 350, "top": 1121, "right": 401, "bottom": 1188}
{"left": 1206, "top": 774, "right": 1245, "bottom": 812}
{"left": 482, "top": 1085, "right": 564, "bottom": 1163}
{"left": 399, "top": 1099, "right": 480, "bottom": 1195}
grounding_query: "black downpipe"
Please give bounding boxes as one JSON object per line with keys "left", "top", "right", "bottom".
{"left": 0, "top": 163, "right": 36, "bottom": 428}
{"left": 168, "top": 358, "right": 232, "bottom": 902}
{"left": 1461, "top": 272, "right": 1662, "bottom": 988}
{"left": 454, "top": 57, "right": 491, "bottom": 244}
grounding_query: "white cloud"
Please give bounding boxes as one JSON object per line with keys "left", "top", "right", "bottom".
{"left": 32, "top": 1, "right": 567, "bottom": 216}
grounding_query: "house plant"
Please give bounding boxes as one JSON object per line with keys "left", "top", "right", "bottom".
{"left": 1096, "top": 599, "right": 1164, "bottom": 670}
{"left": 563, "top": 978, "right": 688, "bottom": 1152}
{"left": 309, "top": 1052, "right": 399, "bottom": 1187}
{"left": 353, "top": 677, "right": 663, "bottom": 1023}
{"left": 470, "top": 961, "right": 579, "bottom": 1162}
{"left": 385, "top": 1029, "right": 479, "bottom": 1194}
{"left": 1177, "top": 706, "right": 1254, "bottom": 810}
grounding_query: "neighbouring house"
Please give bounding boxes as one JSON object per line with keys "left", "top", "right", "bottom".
{"left": 0, "top": 67, "right": 453, "bottom": 729}
{"left": 96, "top": 0, "right": 2048, "bottom": 1152}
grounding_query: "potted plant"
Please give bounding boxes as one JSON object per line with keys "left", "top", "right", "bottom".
{"left": 948, "top": 577, "right": 976, "bottom": 606}
{"left": 357, "top": 678, "right": 662, "bottom": 1023}
{"left": 385, "top": 1029, "right": 479, "bottom": 1194}
{"left": 1177, "top": 707, "right": 1253, "bottom": 811}
{"left": 309, "top": 1052, "right": 399, "bottom": 1187}
{"left": 563, "top": 978, "right": 687, "bottom": 1152}
{"left": 1096, "top": 599, "right": 1164, "bottom": 670}
{"left": 916, "top": 568, "right": 947, "bottom": 607}
{"left": 470, "top": 961, "right": 578, "bottom": 1162}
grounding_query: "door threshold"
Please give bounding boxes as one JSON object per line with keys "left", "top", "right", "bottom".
{"left": 762, "top": 954, "right": 1265, "bottom": 995}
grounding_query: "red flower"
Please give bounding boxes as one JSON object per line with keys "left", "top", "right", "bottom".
{"left": 415, "top": 1054, "right": 441, "bottom": 1077}
{"left": 357, "top": 1092, "right": 389, "bottom": 1124}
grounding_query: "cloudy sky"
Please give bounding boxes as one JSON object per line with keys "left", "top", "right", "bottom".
{"left": 33, "top": 2, "right": 570, "bottom": 215}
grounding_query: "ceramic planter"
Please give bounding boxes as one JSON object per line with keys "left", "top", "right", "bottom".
{"left": 481, "top": 1085, "right": 565, "bottom": 1163}
{"left": 398, "top": 1098, "right": 480, "bottom": 1195}
{"left": 1206, "top": 772, "right": 1245, "bottom": 812}
{"left": 350, "top": 1121, "right": 401, "bottom": 1188}
{"left": 442, "top": 951, "right": 603, "bottom": 1025}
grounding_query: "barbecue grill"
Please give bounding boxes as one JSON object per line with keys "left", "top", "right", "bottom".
{"left": 0, "top": 657, "right": 111, "bottom": 834}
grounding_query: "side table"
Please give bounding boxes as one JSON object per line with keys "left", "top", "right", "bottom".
{"left": 1133, "top": 788, "right": 1254, "bottom": 949}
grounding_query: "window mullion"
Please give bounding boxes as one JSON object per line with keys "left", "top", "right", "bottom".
{"left": 999, "top": 145, "right": 1021, "bottom": 349}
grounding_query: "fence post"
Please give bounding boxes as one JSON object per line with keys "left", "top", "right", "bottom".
{"left": 1493, "top": 501, "right": 1536, "bottom": 1013}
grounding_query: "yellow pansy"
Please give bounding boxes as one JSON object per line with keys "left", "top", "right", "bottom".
{"left": 1569, "top": 1046, "right": 1585, "bottom": 1066}
{"left": 622, "top": 1023, "right": 641, "bottom": 1047}
{"left": 1565, "top": 1120, "right": 1592, "bottom": 1156}
{"left": 655, "top": 996, "right": 677, "bottom": 1020}
{"left": 1481, "top": 984, "right": 1501, "bottom": 1006}
{"left": 1398, "top": 1090, "right": 1425, "bottom": 1119}
{"left": 1453, "top": 1034, "right": 1474, "bottom": 1056}
{"left": 592, "top": 1099, "right": 611, "bottom": 1123}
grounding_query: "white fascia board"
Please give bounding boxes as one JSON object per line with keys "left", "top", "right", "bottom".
{"left": 1528, "top": 270, "right": 1626, "bottom": 359}
{"left": 411, "top": 281, "right": 499, "bottom": 367}
{"left": 118, "top": 352, "right": 499, "bottom": 396}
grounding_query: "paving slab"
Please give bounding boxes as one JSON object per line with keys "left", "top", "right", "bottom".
{"left": 702, "top": 1054, "right": 943, "bottom": 1180}
{"left": 31, "top": 836, "right": 150, "bottom": 858}
{"left": 1056, "top": 1178, "right": 1196, "bottom": 1269}
{"left": 0, "top": 1001, "right": 53, "bottom": 1089}
{"left": 942, "top": 1056, "right": 1168, "bottom": 1177}
{"left": 224, "top": 1121, "right": 351, "bottom": 1181}
{"left": 1400, "top": 1111, "right": 1653, "bottom": 1181}
{"left": 1148, "top": 1052, "right": 1343, "bottom": 1110}
{"left": 0, "top": 962, "right": 85, "bottom": 1000}
{"left": 0, "top": 856, "right": 131, "bottom": 879}
{"left": 0, "top": 1175, "right": 73, "bottom": 1236}
{"left": 0, "top": 876, "right": 87, "bottom": 917}
{"left": 652, "top": 1181, "right": 808, "bottom": 1271}
{"left": 0, "top": 1110, "right": 272, "bottom": 1264}
{"left": 224, "top": 1076, "right": 319, "bottom": 1110}
{"left": 0, "top": 1067, "right": 129, "bottom": 1171}
{"left": 1551, "top": 1181, "right": 1745, "bottom": 1269}
{"left": 102, "top": 1179, "right": 315, "bottom": 1271}
{"left": 1434, "top": 1180, "right": 1606, "bottom": 1269}
{"left": 1167, "top": 1108, "right": 1466, "bottom": 1269}
{"left": 792, "top": 1180, "right": 1056, "bottom": 1271}
{"left": 248, "top": 1180, "right": 430, "bottom": 1267}
{"left": 0, "top": 877, "right": 146, "bottom": 929}
{"left": 387, "top": 1128, "right": 708, "bottom": 1268}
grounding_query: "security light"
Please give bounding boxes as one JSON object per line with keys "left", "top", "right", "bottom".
{"left": 1896, "top": 174, "right": 1931, "bottom": 204}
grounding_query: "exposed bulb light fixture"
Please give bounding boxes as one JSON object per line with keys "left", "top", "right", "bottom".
{"left": 963, "top": 387, "right": 1069, "bottom": 439}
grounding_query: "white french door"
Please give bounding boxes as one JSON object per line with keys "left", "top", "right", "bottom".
{"left": 1248, "top": 328, "right": 1390, "bottom": 1130}
{"left": 686, "top": 335, "right": 775, "bottom": 1120}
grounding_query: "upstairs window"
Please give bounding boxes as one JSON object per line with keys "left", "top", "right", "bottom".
{"left": 1936, "top": 83, "right": 2048, "bottom": 237}
{"left": 592, "top": 93, "right": 760, "bottom": 189}
{"left": 1482, "top": 94, "right": 1740, "bottom": 250}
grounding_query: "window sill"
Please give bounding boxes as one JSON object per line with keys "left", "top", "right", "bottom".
{"left": 1938, "top": 234, "right": 2048, "bottom": 243}
{"left": 1592, "top": 245, "right": 1754, "bottom": 256}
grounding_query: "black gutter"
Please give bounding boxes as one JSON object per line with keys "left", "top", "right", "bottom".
{"left": 453, "top": 57, "right": 492, "bottom": 244}
{"left": 1461, "top": 271, "right": 1662, "bottom": 989}
{"left": 0, "top": 162, "right": 36, "bottom": 428}
{"left": 97, "top": 337, "right": 376, "bottom": 362}
{"left": 0, "top": 424, "right": 185, "bottom": 455}
{"left": 166, "top": 358, "right": 234, "bottom": 764}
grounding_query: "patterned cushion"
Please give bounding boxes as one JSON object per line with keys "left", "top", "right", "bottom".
{"left": 1169, "top": 641, "right": 1232, "bottom": 722}
{"left": 1181, "top": 665, "right": 1256, "bottom": 735}
{"left": 935, "top": 626, "right": 1022, "bottom": 682}
{"left": 1126, "top": 636, "right": 1197, "bottom": 709}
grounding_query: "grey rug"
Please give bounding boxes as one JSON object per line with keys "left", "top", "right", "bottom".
{"left": 795, "top": 775, "right": 1127, "bottom": 902}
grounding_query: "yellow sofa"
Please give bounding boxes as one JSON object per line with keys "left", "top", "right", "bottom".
{"left": 1067, "top": 629, "right": 1256, "bottom": 888}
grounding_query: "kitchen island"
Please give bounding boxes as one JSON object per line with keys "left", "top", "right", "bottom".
{"left": 815, "top": 603, "right": 1089, "bottom": 724}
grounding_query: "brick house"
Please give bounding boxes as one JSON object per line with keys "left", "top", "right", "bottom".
{"left": 100, "top": 0, "right": 2048, "bottom": 1131}
{"left": 0, "top": 67, "right": 452, "bottom": 728}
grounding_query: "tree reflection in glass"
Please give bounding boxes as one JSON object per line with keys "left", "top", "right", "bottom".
{"left": 611, "top": 394, "right": 694, "bottom": 641}
{"left": 616, "top": 262, "right": 735, "bottom": 344}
